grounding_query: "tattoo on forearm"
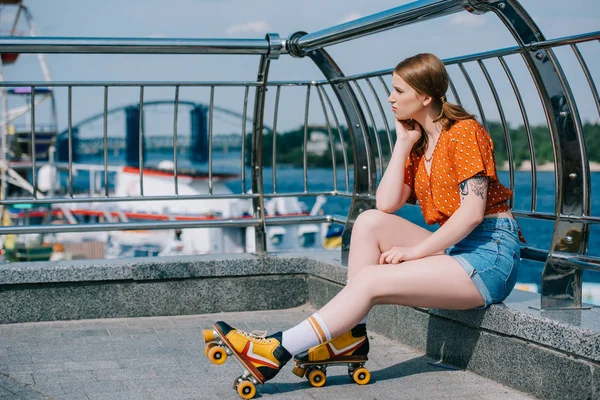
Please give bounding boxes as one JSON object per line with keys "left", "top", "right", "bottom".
{"left": 460, "top": 176, "right": 488, "bottom": 200}
{"left": 459, "top": 180, "right": 468, "bottom": 196}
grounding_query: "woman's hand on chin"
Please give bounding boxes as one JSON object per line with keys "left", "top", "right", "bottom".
{"left": 395, "top": 119, "right": 422, "bottom": 148}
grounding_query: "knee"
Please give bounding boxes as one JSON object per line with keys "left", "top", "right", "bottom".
{"left": 353, "top": 209, "right": 385, "bottom": 236}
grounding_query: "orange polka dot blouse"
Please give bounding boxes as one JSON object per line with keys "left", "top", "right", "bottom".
{"left": 403, "top": 119, "right": 512, "bottom": 226}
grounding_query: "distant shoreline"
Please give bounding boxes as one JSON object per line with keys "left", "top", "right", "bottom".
{"left": 498, "top": 160, "right": 600, "bottom": 172}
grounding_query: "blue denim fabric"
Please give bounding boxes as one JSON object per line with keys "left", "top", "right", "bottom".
{"left": 447, "top": 217, "right": 521, "bottom": 308}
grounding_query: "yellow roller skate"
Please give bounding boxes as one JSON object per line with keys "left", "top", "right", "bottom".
{"left": 292, "top": 324, "right": 370, "bottom": 387}
{"left": 202, "top": 321, "right": 291, "bottom": 399}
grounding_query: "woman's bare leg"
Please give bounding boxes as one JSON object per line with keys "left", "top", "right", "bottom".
{"left": 319, "top": 255, "right": 485, "bottom": 338}
{"left": 348, "top": 209, "right": 433, "bottom": 280}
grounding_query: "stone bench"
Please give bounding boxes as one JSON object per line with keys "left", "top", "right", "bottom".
{"left": 0, "top": 251, "right": 598, "bottom": 399}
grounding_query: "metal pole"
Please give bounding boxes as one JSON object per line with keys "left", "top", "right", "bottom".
{"left": 0, "top": 37, "right": 272, "bottom": 55}
{"left": 250, "top": 33, "right": 281, "bottom": 253}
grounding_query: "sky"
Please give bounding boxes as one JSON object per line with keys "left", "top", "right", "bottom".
{"left": 2, "top": 0, "right": 600, "bottom": 136}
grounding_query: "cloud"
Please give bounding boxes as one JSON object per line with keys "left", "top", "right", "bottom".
{"left": 449, "top": 13, "right": 486, "bottom": 28}
{"left": 149, "top": 33, "right": 168, "bottom": 38}
{"left": 226, "top": 21, "right": 269, "bottom": 37}
{"left": 338, "top": 12, "right": 363, "bottom": 24}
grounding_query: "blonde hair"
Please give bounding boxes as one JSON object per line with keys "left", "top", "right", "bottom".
{"left": 394, "top": 53, "right": 475, "bottom": 156}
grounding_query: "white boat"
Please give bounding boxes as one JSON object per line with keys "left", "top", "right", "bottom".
{"left": 5, "top": 161, "right": 336, "bottom": 259}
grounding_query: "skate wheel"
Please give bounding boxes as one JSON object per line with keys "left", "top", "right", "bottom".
{"left": 202, "top": 329, "right": 215, "bottom": 343}
{"left": 307, "top": 368, "right": 326, "bottom": 387}
{"left": 292, "top": 365, "right": 306, "bottom": 378}
{"left": 205, "top": 342, "right": 218, "bottom": 358}
{"left": 352, "top": 367, "right": 370, "bottom": 385}
{"left": 207, "top": 345, "right": 227, "bottom": 365}
{"left": 236, "top": 380, "right": 256, "bottom": 399}
{"left": 233, "top": 376, "right": 241, "bottom": 390}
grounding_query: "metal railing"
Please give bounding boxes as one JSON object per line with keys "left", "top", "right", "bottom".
{"left": 1, "top": 0, "right": 598, "bottom": 309}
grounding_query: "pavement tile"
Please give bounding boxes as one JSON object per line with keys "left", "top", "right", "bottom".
{"left": 86, "top": 390, "right": 153, "bottom": 400}
{"left": 63, "top": 361, "right": 121, "bottom": 371}
{"left": 1, "top": 308, "right": 534, "bottom": 400}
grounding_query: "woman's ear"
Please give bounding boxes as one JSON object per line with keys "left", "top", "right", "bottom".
{"left": 422, "top": 95, "right": 433, "bottom": 107}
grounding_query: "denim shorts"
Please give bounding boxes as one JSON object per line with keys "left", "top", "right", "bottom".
{"left": 446, "top": 217, "right": 521, "bottom": 308}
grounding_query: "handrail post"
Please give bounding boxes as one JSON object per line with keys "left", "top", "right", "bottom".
{"left": 250, "top": 34, "right": 281, "bottom": 254}
{"left": 467, "top": 0, "right": 590, "bottom": 309}
{"left": 289, "top": 32, "right": 377, "bottom": 265}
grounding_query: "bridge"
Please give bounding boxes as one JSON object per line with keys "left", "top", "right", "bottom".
{"left": 56, "top": 100, "right": 270, "bottom": 164}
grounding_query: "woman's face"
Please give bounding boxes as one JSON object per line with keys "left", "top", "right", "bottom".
{"left": 388, "top": 73, "right": 427, "bottom": 121}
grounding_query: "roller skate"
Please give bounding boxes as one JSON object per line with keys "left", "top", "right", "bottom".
{"left": 202, "top": 321, "right": 291, "bottom": 399}
{"left": 292, "top": 324, "right": 370, "bottom": 387}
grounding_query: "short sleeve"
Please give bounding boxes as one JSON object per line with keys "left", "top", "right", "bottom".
{"left": 404, "top": 152, "right": 417, "bottom": 205}
{"left": 450, "top": 120, "right": 497, "bottom": 184}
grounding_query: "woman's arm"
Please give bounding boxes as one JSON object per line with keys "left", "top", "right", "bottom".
{"left": 412, "top": 175, "right": 488, "bottom": 257}
{"left": 376, "top": 120, "right": 421, "bottom": 213}
{"left": 379, "top": 175, "right": 488, "bottom": 264}
{"left": 376, "top": 145, "right": 411, "bottom": 213}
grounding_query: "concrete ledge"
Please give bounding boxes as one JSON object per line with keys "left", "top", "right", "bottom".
{"left": 1, "top": 251, "right": 599, "bottom": 399}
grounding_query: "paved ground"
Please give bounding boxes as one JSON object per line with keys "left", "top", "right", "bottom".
{"left": 0, "top": 306, "right": 535, "bottom": 400}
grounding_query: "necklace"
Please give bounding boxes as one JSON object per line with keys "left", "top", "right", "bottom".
{"left": 424, "top": 136, "right": 440, "bottom": 163}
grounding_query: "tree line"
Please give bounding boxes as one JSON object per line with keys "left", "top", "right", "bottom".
{"left": 245, "top": 121, "right": 600, "bottom": 169}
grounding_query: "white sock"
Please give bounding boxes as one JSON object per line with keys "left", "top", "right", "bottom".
{"left": 348, "top": 280, "right": 368, "bottom": 325}
{"left": 281, "top": 313, "right": 331, "bottom": 356}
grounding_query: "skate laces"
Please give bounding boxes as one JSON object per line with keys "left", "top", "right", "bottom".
{"left": 238, "top": 329, "right": 268, "bottom": 343}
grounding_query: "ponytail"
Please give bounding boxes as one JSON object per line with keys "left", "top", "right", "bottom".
{"left": 434, "top": 99, "right": 476, "bottom": 132}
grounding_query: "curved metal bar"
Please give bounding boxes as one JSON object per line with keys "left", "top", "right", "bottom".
{"left": 366, "top": 77, "right": 393, "bottom": 155}
{"left": 292, "top": 0, "right": 467, "bottom": 54}
{"left": 528, "top": 30, "right": 600, "bottom": 51}
{"left": 570, "top": 43, "right": 600, "bottom": 118}
{"left": 307, "top": 48, "right": 376, "bottom": 264}
{"left": 67, "top": 86, "right": 73, "bottom": 198}
{"left": 458, "top": 63, "right": 488, "bottom": 131}
{"left": 477, "top": 59, "right": 514, "bottom": 207}
{"left": 0, "top": 37, "right": 272, "bottom": 54}
{"left": 208, "top": 86, "right": 215, "bottom": 195}
{"left": 343, "top": 84, "right": 375, "bottom": 191}
{"left": 316, "top": 85, "right": 338, "bottom": 192}
{"left": 324, "top": 32, "right": 599, "bottom": 84}
{"left": 303, "top": 85, "right": 311, "bottom": 193}
{"left": 479, "top": 0, "right": 590, "bottom": 309}
{"left": 173, "top": 86, "right": 180, "bottom": 196}
{"left": 353, "top": 80, "right": 384, "bottom": 178}
{"left": 31, "top": 86, "right": 37, "bottom": 199}
{"left": 378, "top": 75, "right": 391, "bottom": 97}
{"left": 241, "top": 86, "right": 250, "bottom": 194}
{"left": 499, "top": 56, "right": 537, "bottom": 212}
{"left": 272, "top": 85, "right": 281, "bottom": 194}
{"left": 447, "top": 75, "right": 463, "bottom": 106}
{"left": 320, "top": 86, "right": 350, "bottom": 193}
{"left": 250, "top": 35, "right": 275, "bottom": 253}
{"left": 138, "top": 86, "right": 144, "bottom": 197}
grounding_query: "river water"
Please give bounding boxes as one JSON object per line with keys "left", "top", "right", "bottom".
{"left": 71, "top": 150, "right": 600, "bottom": 297}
